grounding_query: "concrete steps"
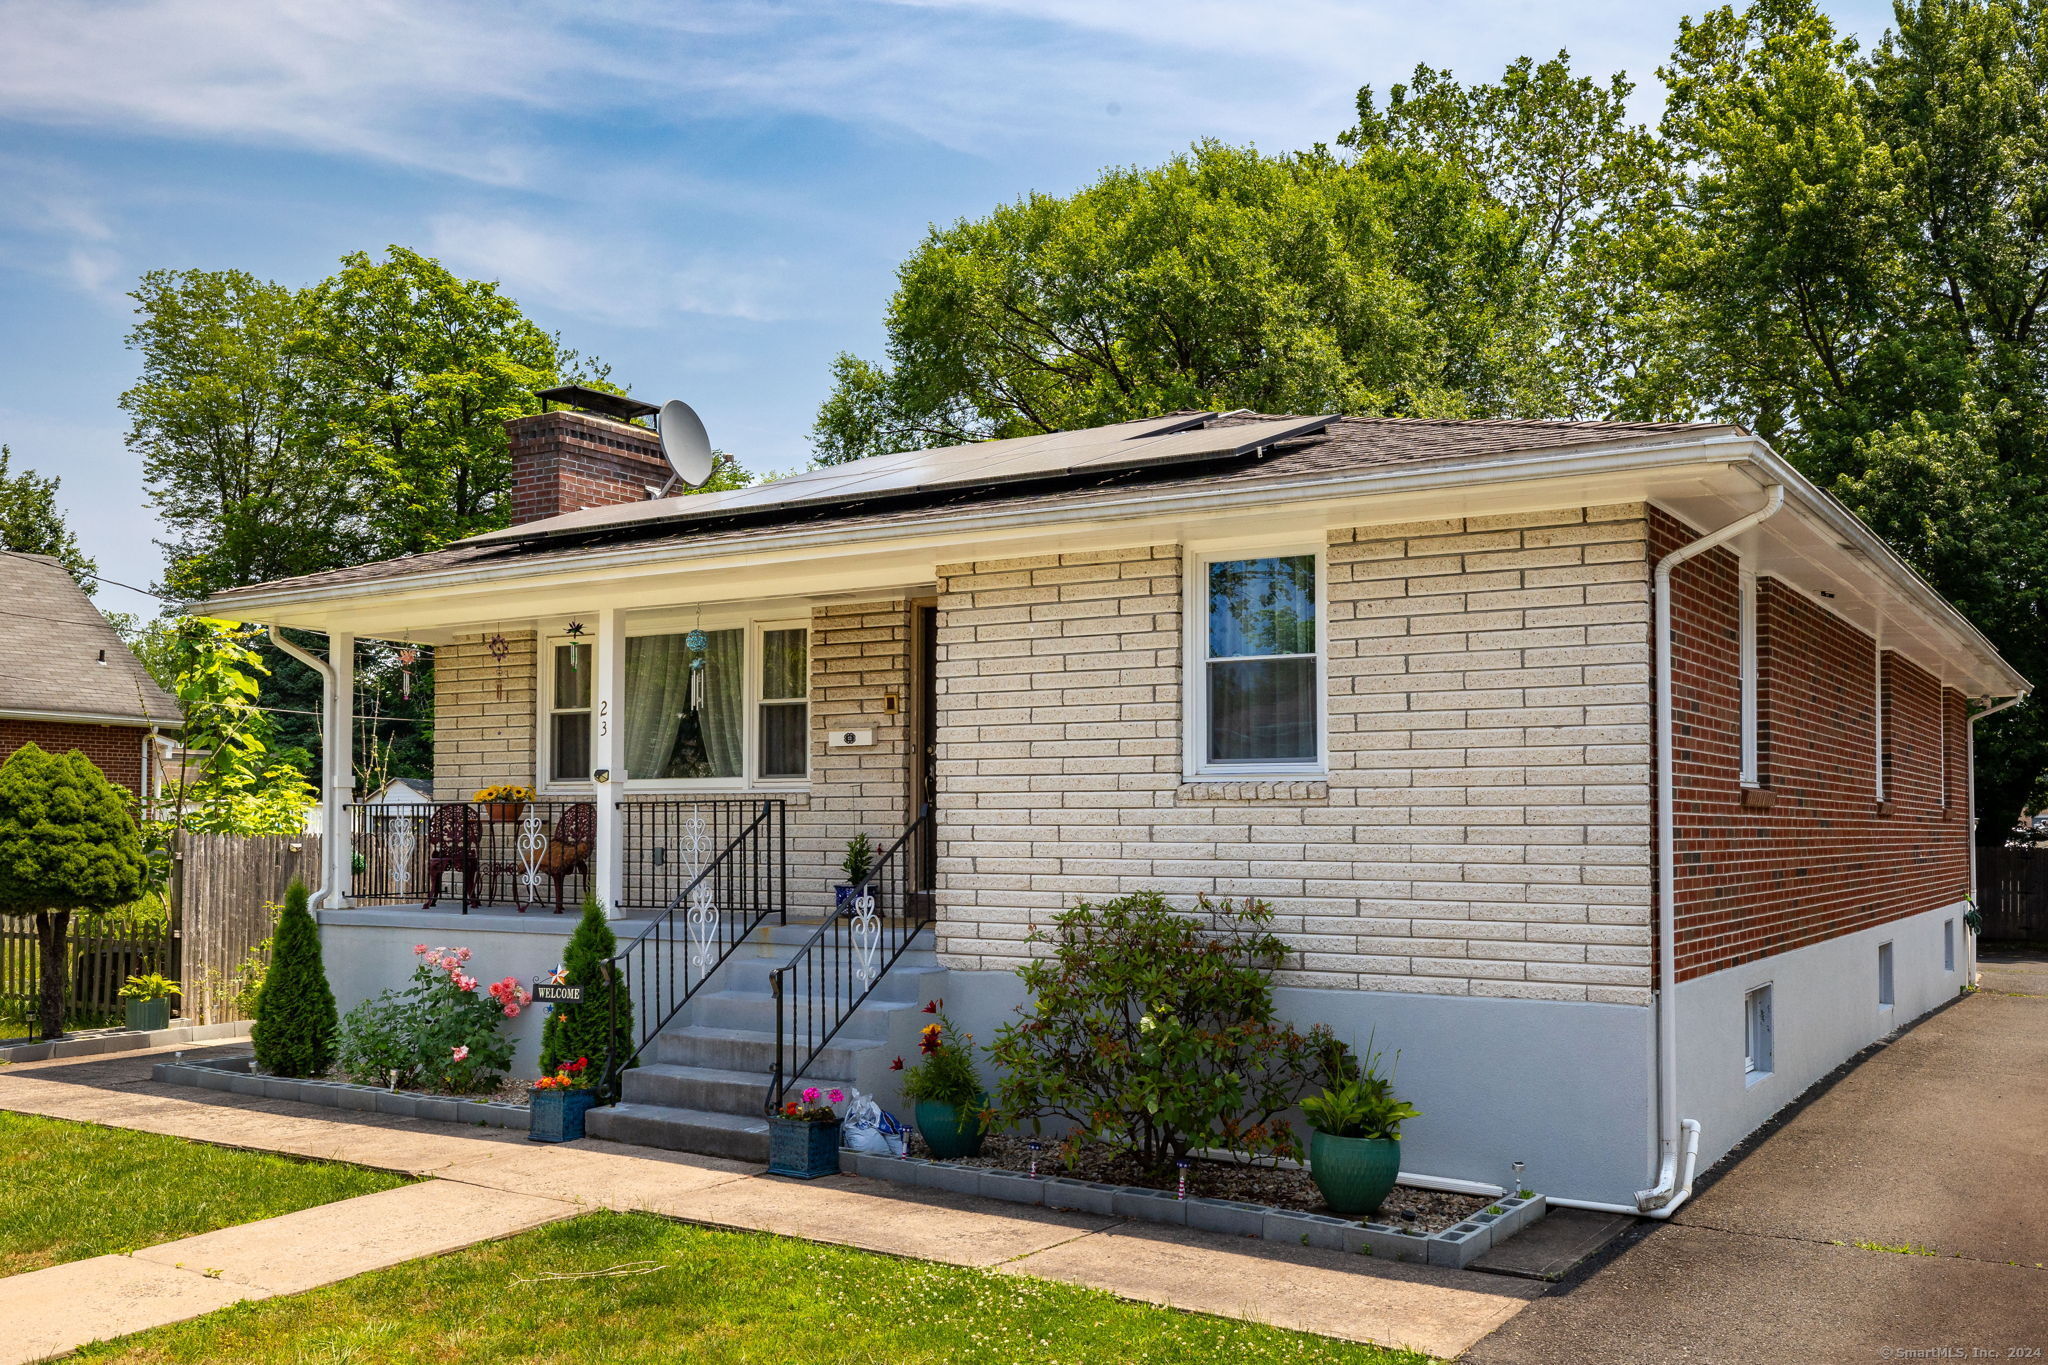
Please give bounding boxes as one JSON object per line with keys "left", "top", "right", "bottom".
{"left": 584, "top": 919, "right": 936, "bottom": 1161}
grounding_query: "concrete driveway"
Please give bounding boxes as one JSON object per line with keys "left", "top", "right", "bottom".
{"left": 1468, "top": 951, "right": 2048, "bottom": 1362}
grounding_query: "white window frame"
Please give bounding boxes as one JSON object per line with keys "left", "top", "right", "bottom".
{"left": 1877, "top": 940, "right": 1895, "bottom": 1010}
{"left": 537, "top": 613, "right": 811, "bottom": 795}
{"left": 1738, "top": 563, "right": 1760, "bottom": 789}
{"left": 1744, "top": 983, "right": 1774, "bottom": 1083}
{"left": 539, "top": 635, "right": 595, "bottom": 789}
{"left": 1184, "top": 541, "right": 1328, "bottom": 780}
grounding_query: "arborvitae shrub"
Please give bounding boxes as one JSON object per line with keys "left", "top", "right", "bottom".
{"left": 250, "top": 879, "right": 337, "bottom": 1076}
{"left": 539, "top": 894, "right": 634, "bottom": 1078}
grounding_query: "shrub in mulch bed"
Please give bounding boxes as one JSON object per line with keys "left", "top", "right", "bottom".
{"left": 909, "top": 1132, "right": 1489, "bottom": 1234}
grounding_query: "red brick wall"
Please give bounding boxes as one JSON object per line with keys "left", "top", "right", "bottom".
{"left": 507, "top": 410, "right": 671, "bottom": 526}
{"left": 0, "top": 718, "right": 149, "bottom": 798}
{"left": 1651, "top": 507, "right": 1969, "bottom": 982}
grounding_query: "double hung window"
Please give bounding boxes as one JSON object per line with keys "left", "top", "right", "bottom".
{"left": 1193, "top": 550, "right": 1322, "bottom": 772}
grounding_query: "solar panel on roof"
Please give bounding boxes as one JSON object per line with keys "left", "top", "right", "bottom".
{"left": 464, "top": 410, "right": 1332, "bottom": 546}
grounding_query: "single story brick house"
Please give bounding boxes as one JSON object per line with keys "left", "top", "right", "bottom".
{"left": 199, "top": 399, "right": 2027, "bottom": 1212}
{"left": 1, "top": 551, "right": 180, "bottom": 799}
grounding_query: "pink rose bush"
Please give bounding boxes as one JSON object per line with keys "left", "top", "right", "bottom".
{"left": 334, "top": 945, "right": 528, "bottom": 1095}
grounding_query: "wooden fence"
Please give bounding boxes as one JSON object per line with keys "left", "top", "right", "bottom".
{"left": 172, "top": 832, "right": 323, "bottom": 1025}
{"left": 1980, "top": 847, "right": 2048, "bottom": 945}
{"left": 2, "top": 913, "right": 170, "bottom": 1042}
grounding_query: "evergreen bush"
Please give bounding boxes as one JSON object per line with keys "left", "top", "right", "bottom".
{"left": 0, "top": 743, "right": 148, "bottom": 1039}
{"left": 250, "top": 879, "right": 337, "bottom": 1077}
{"left": 540, "top": 894, "right": 633, "bottom": 1077}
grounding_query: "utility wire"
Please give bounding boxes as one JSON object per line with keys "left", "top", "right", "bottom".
{"left": 0, "top": 546, "right": 169, "bottom": 602}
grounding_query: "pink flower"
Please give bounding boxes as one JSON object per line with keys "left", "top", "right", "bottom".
{"left": 455, "top": 974, "right": 478, "bottom": 993}
{"left": 801, "top": 1087, "right": 820, "bottom": 1104}
{"left": 451, "top": 1045, "right": 469, "bottom": 1062}
{"left": 504, "top": 1003, "right": 521, "bottom": 1018}
{"left": 827, "top": 1089, "right": 844, "bottom": 1104}
{"left": 457, "top": 947, "right": 472, "bottom": 962}
{"left": 413, "top": 944, "right": 428, "bottom": 955}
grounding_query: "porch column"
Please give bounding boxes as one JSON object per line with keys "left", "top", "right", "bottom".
{"left": 324, "top": 631, "right": 355, "bottom": 908}
{"left": 593, "top": 607, "right": 626, "bottom": 918}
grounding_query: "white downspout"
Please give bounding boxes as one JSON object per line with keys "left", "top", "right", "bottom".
{"left": 1640, "top": 484, "right": 1785, "bottom": 1216}
{"left": 268, "top": 626, "right": 353, "bottom": 910}
{"left": 1967, "top": 692, "right": 2029, "bottom": 984}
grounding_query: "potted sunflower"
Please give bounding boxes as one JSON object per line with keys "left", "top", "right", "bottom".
{"left": 475, "top": 784, "right": 534, "bottom": 823}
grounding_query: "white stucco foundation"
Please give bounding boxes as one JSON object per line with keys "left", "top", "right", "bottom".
{"left": 1673, "top": 898, "right": 1971, "bottom": 1176}
{"left": 316, "top": 909, "right": 581, "bottom": 1078}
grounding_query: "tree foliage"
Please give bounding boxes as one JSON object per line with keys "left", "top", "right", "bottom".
{"left": 0, "top": 744, "right": 148, "bottom": 1038}
{"left": 249, "top": 879, "right": 337, "bottom": 1078}
{"left": 157, "top": 617, "right": 315, "bottom": 837}
{"left": 0, "top": 446, "right": 98, "bottom": 593}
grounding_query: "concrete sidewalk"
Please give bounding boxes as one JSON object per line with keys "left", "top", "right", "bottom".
{"left": 1467, "top": 962, "right": 2048, "bottom": 1363}
{"left": 0, "top": 1045, "right": 1540, "bottom": 1359}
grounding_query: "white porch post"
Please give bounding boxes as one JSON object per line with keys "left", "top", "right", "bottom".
{"left": 325, "top": 631, "right": 355, "bottom": 908}
{"left": 593, "top": 608, "right": 626, "bottom": 918}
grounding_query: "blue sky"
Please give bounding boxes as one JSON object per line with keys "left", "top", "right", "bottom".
{"left": 0, "top": 0, "right": 1893, "bottom": 613}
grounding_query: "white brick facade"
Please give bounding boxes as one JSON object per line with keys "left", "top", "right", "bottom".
{"left": 932, "top": 507, "right": 1656, "bottom": 1004}
{"left": 432, "top": 630, "right": 537, "bottom": 797}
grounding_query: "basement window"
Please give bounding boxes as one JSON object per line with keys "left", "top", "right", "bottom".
{"left": 1944, "top": 919, "right": 1956, "bottom": 973}
{"left": 1878, "top": 941, "right": 1895, "bottom": 1009}
{"left": 1744, "top": 985, "right": 1774, "bottom": 1082}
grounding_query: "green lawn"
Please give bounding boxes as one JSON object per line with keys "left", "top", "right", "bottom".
{"left": 73, "top": 1211, "right": 1437, "bottom": 1365}
{"left": 0, "top": 1111, "right": 410, "bottom": 1275}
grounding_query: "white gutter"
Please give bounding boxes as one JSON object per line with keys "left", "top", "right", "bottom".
{"left": 266, "top": 626, "right": 350, "bottom": 911}
{"left": 1640, "top": 484, "right": 1785, "bottom": 1217}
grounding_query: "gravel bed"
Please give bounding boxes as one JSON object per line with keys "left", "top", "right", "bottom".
{"left": 908, "top": 1133, "right": 1489, "bottom": 1233}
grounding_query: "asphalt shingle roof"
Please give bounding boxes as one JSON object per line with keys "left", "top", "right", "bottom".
{"left": 0, "top": 552, "right": 182, "bottom": 727}
{"left": 203, "top": 414, "right": 1733, "bottom": 605}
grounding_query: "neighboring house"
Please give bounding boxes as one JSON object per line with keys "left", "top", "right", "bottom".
{"left": 0, "top": 551, "right": 181, "bottom": 802}
{"left": 200, "top": 400, "right": 2029, "bottom": 1210}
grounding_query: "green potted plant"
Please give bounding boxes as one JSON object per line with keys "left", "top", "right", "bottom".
{"left": 905, "top": 1004, "right": 987, "bottom": 1159}
{"left": 1300, "top": 1048, "right": 1420, "bottom": 1217}
{"left": 529, "top": 1056, "right": 598, "bottom": 1142}
{"left": 767, "top": 1086, "right": 845, "bottom": 1177}
{"left": 834, "top": 832, "right": 874, "bottom": 913}
{"left": 117, "top": 973, "right": 180, "bottom": 1032}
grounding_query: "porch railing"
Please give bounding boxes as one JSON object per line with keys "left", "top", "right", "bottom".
{"left": 601, "top": 799, "right": 788, "bottom": 1095}
{"left": 766, "top": 806, "right": 934, "bottom": 1111}
{"left": 346, "top": 796, "right": 784, "bottom": 914}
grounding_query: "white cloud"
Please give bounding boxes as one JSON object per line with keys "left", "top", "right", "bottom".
{"left": 425, "top": 211, "right": 794, "bottom": 327}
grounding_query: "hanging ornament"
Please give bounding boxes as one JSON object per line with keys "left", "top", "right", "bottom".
{"left": 685, "top": 617, "right": 708, "bottom": 714}
{"left": 564, "top": 621, "right": 586, "bottom": 669}
{"left": 396, "top": 647, "right": 418, "bottom": 701}
{"left": 486, "top": 632, "right": 511, "bottom": 701}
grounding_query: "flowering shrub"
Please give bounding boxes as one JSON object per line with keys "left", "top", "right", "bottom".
{"left": 902, "top": 1005, "right": 983, "bottom": 1107}
{"left": 335, "top": 945, "right": 533, "bottom": 1094}
{"left": 778, "top": 1085, "right": 844, "bottom": 1123}
{"left": 533, "top": 1056, "right": 593, "bottom": 1091}
{"left": 987, "top": 891, "right": 1354, "bottom": 1174}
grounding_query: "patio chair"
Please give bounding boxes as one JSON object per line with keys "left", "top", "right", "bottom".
{"left": 422, "top": 804, "right": 483, "bottom": 911}
{"left": 530, "top": 801, "right": 596, "bottom": 914}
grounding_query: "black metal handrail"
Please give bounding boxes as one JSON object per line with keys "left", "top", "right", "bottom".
{"left": 766, "top": 806, "right": 934, "bottom": 1111}
{"left": 601, "top": 800, "right": 787, "bottom": 1098}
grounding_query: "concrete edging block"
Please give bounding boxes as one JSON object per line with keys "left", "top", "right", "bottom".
{"left": 1184, "top": 1197, "right": 1266, "bottom": 1238}
{"left": 150, "top": 1056, "right": 529, "bottom": 1131}
{"left": 1426, "top": 1220, "right": 1495, "bottom": 1268}
{"left": 1113, "top": 1187, "right": 1187, "bottom": 1225}
{"left": 1041, "top": 1179, "right": 1118, "bottom": 1216}
{"left": 976, "top": 1170, "right": 1048, "bottom": 1205}
{"left": 918, "top": 1162, "right": 985, "bottom": 1197}
{"left": 1263, "top": 1207, "right": 1351, "bottom": 1251}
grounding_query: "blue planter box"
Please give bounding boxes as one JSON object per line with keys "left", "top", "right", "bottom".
{"left": 767, "top": 1118, "right": 842, "bottom": 1178}
{"left": 528, "top": 1087, "right": 599, "bottom": 1143}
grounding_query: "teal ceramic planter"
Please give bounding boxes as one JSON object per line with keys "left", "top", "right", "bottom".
{"left": 914, "top": 1094, "right": 988, "bottom": 1160}
{"left": 124, "top": 998, "right": 172, "bottom": 1032}
{"left": 1309, "top": 1132, "right": 1401, "bottom": 1216}
{"left": 767, "top": 1118, "right": 843, "bottom": 1177}
{"left": 528, "top": 1087, "right": 599, "bottom": 1143}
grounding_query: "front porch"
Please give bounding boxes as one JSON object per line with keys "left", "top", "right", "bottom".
{"left": 341, "top": 796, "right": 790, "bottom": 919}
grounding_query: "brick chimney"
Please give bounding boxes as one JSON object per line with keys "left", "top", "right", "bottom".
{"left": 506, "top": 410, "right": 671, "bottom": 525}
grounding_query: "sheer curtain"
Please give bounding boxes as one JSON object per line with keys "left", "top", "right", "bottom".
{"left": 624, "top": 635, "right": 692, "bottom": 778}
{"left": 700, "top": 629, "right": 744, "bottom": 778}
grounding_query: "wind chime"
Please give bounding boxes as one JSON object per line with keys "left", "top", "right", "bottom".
{"left": 486, "top": 632, "right": 511, "bottom": 700}
{"left": 685, "top": 612, "right": 707, "bottom": 714}
{"left": 396, "top": 647, "right": 418, "bottom": 700}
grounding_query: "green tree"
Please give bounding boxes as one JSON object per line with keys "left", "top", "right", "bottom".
{"left": 122, "top": 268, "right": 360, "bottom": 602}
{"left": 811, "top": 141, "right": 1555, "bottom": 463}
{"left": 0, "top": 744, "right": 148, "bottom": 1039}
{"left": 1653, "top": 0, "right": 2048, "bottom": 837}
{"left": 250, "top": 879, "right": 336, "bottom": 1077}
{"left": 160, "top": 617, "right": 316, "bottom": 837}
{"left": 540, "top": 894, "right": 633, "bottom": 1078}
{"left": 0, "top": 446, "right": 98, "bottom": 592}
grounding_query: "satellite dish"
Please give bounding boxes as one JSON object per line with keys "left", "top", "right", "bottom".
{"left": 656, "top": 398, "right": 714, "bottom": 488}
